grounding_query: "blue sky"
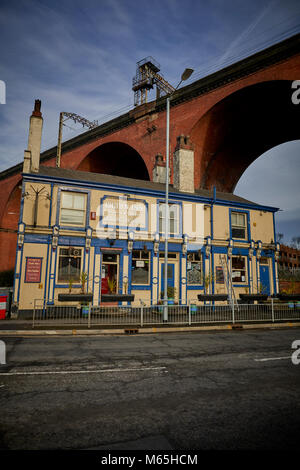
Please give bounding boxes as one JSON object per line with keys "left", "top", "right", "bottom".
{"left": 0, "top": 0, "right": 300, "bottom": 243}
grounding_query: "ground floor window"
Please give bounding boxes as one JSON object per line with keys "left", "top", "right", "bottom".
{"left": 187, "top": 252, "right": 202, "bottom": 285}
{"left": 131, "top": 250, "right": 150, "bottom": 285}
{"left": 57, "top": 247, "right": 82, "bottom": 283}
{"left": 231, "top": 256, "right": 247, "bottom": 283}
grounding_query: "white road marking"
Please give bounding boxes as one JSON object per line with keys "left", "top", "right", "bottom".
{"left": 0, "top": 384, "right": 5, "bottom": 388}
{"left": 254, "top": 356, "right": 291, "bottom": 362}
{"left": 0, "top": 366, "right": 167, "bottom": 377}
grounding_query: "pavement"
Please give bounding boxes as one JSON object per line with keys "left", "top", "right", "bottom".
{"left": 0, "top": 317, "right": 299, "bottom": 336}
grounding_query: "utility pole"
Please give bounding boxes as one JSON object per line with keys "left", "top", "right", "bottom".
{"left": 56, "top": 112, "right": 63, "bottom": 168}
{"left": 56, "top": 112, "right": 99, "bottom": 168}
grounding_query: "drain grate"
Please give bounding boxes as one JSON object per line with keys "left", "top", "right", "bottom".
{"left": 124, "top": 328, "right": 139, "bottom": 334}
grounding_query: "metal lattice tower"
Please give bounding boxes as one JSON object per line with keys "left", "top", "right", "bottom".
{"left": 56, "top": 112, "right": 99, "bottom": 168}
{"left": 132, "top": 57, "right": 175, "bottom": 107}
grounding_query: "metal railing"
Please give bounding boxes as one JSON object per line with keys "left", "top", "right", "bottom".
{"left": 32, "top": 299, "right": 300, "bottom": 328}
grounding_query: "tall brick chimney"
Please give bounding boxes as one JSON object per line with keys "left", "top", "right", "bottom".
{"left": 173, "top": 135, "right": 194, "bottom": 193}
{"left": 23, "top": 99, "right": 43, "bottom": 173}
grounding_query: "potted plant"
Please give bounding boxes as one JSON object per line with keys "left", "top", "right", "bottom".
{"left": 157, "top": 299, "right": 164, "bottom": 314}
{"left": 167, "top": 286, "right": 176, "bottom": 305}
{"left": 58, "top": 272, "right": 93, "bottom": 303}
{"left": 68, "top": 278, "right": 74, "bottom": 293}
{"left": 80, "top": 271, "right": 88, "bottom": 293}
{"left": 203, "top": 273, "right": 214, "bottom": 294}
{"left": 101, "top": 277, "right": 134, "bottom": 303}
{"left": 107, "top": 277, "right": 117, "bottom": 295}
{"left": 198, "top": 273, "right": 227, "bottom": 301}
{"left": 81, "top": 302, "right": 89, "bottom": 317}
{"left": 190, "top": 303, "right": 197, "bottom": 314}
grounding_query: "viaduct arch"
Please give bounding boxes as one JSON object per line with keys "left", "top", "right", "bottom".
{"left": 191, "top": 79, "right": 300, "bottom": 192}
{"left": 0, "top": 33, "right": 300, "bottom": 272}
{"left": 77, "top": 142, "right": 149, "bottom": 180}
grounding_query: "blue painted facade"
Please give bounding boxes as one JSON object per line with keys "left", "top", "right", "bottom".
{"left": 13, "top": 170, "right": 280, "bottom": 312}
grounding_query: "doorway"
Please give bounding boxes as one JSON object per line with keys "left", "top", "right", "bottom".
{"left": 259, "top": 259, "right": 270, "bottom": 295}
{"left": 101, "top": 253, "right": 119, "bottom": 296}
{"left": 159, "top": 252, "right": 178, "bottom": 301}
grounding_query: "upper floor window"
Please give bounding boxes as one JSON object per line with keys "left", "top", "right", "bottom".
{"left": 231, "top": 211, "right": 247, "bottom": 240}
{"left": 60, "top": 191, "right": 86, "bottom": 226}
{"left": 159, "top": 203, "right": 180, "bottom": 235}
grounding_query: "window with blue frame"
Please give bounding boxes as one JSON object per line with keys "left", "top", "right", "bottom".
{"left": 131, "top": 250, "right": 150, "bottom": 285}
{"left": 57, "top": 247, "right": 82, "bottom": 283}
{"left": 60, "top": 191, "right": 87, "bottom": 226}
{"left": 231, "top": 211, "right": 247, "bottom": 240}
{"left": 231, "top": 256, "right": 247, "bottom": 283}
{"left": 159, "top": 203, "right": 180, "bottom": 235}
{"left": 187, "top": 252, "right": 202, "bottom": 285}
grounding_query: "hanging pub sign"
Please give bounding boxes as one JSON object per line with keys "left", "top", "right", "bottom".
{"left": 25, "top": 257, "right": 42, "bottom": 283}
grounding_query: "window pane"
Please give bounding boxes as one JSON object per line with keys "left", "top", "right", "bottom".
{"left": 69, "top": 257, "right": 81, "bottom": 281}
{"left": 159, "top": 203, "right": 179, "bottom": 234}
{"left": 61, "top": 209, "right": 85, "bottom": 225}
{"left": 232, "top": 257, "right": 246, "bottom": 283}
{"left": 60, "top": 192, "right": 86, "bottom": 226}
{"left": 141, "top": 250, "right": 149, "bottom": 260}
{"left": 159, "top": 204, "right": 166, "bottom": 218}
{"left": 61, "top": 193, "right": 73, "bottom": 209}
{"left": 187, "top": 263, "right": 202, "bottom": 284}
{"left": 58, "top": 256, "right": 70, "bottom": 282}
{"left": 169, "top": 218, "right": 175, "bottom": 234}
{"left": 132, "top": 261, "right": 149, "bottom": 284}
{"left": 73, "top": 194, "right": 85, "bottom": 210}
{"left": 58, "top": 249, "right": 81, "bottom": 282}
{"left": 232, "top": 227, "right": 246, "bottom": 239}
{"left": 103, "top": 253, "right": 117, "bottom": 263}
{"left": 238, "top": 214, "right": 245, "bottom": 226}
{"left": 132, "top": 250, "right": 141, "bottom": 259}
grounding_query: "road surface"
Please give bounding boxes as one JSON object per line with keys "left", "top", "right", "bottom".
{"left": 0, "top": 328, "right": 300, "bottom": 450}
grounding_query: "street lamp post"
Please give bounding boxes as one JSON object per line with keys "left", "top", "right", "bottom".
{"left": 163, "top": 68, "right": 194, "bottom": 322}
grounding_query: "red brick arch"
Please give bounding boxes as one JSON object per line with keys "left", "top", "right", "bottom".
{"left": 0, "top": 181, "right": 22, "bottom": 272}
{"left": 76, "top": 141, "right": 150, "bottom": 180}
{"left": 190, "top": 80, "right": 300, "bottom": 192}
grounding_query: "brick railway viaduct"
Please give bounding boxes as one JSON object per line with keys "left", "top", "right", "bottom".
{"left": 1, "top": 33, "right": 300, "bottom": 273}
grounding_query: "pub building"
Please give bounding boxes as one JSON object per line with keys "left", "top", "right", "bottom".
{"left": 13, "top": 102, "right": 280, "bottom": 317}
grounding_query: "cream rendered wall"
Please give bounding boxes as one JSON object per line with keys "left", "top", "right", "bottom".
{"left": 213, "top": 205, "right": 230, "bottom": 241}
{"left": 250, "top": 211, "right": 275, "bottom": 243}
{"left": 22, "top": 182, "right": 51, "bottom": 227}
{"left": 187, "top": 290, "right": 201, "bottom": 304}
{"left": 132, "top": 290, "right": 151, "bottom": 306}
{"left": 182, "top": 202, "right": 205, "bottom": 242}
{"left": 18, "top": 243, "right": 48, "bottom": 310}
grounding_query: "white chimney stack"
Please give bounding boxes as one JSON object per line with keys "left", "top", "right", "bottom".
{"left": 173, "top": 135, "right": 194, "bottom": 193}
